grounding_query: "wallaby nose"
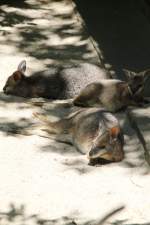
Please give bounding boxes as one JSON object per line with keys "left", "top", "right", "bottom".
{"left": 3, "top": 86, "right": 6, "bottom": 91}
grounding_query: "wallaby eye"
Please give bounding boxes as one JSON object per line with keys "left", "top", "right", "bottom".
{"left": 134, "top": 76, "right": 142, "bottom": 81}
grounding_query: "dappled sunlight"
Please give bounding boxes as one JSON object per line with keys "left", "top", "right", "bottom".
{"left": 0, "top": 0, "right": 99, "bottom": 70}
{"left": 0, "top": 203, "right": 79, "bottom": 225}
{"left": 0, "top": 202, "right": 120, "bottom": 225}
{"left": 0, "top": 1, "right": 150, "bottom": 224}
{"left": 0, "top": 203, "right": 149, "bottom": 225}
{"left": 0, "top": 91, "right": 149, "bottom": 175}
{"left": 0, "top": 116, "right": 34, "bottom": 137}
{"left": 0, "top": 92, "right": 38, "bottom": 136}
{"left": 110, "top": 111, "right": 150, "bottom": 175}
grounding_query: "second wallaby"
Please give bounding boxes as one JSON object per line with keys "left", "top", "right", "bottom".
{"left": 73, "top": 80, "right": 137, "bottom": 112}
{"left": 73, "top": 68, "right": 150, "bottom": 112}
{"left": 34, "top": 107, "right": 124, "bottom": 165}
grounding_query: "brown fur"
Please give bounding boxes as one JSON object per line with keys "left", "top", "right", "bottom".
{"left": 34, "top": 107, "right": 124, "bottom": 165}
{"left": 73, "top": 80, "right": 138, "bottom": 112}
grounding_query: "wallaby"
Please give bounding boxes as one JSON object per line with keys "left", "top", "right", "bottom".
{"left": 3, "top": 60, "right": 110, "bottom": 99}
{"left": 73, "top": 68, "right": 150, "bottom": 112}
{"left": 34, "top": 107, "right": 124, "bottom": 165}
{"left": 123, "top": 68, "right": 150, "bottom": 103}
{"left": 73, "top": 80, "right": 138, "bottom": 112}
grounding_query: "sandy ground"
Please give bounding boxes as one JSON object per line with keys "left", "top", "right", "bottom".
{"left": 0, "top": 1, "right": 150, "bottom": 225}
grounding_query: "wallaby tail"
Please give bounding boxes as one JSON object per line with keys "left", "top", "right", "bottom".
{"left": 33, "top": 112, "right": 50, "bottom": 124}
{"left": 33, "top": 112, "right": 71, "bottom": 135}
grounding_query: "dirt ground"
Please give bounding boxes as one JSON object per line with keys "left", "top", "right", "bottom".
{"left": 0, "top": 1, "right": 150, "bottom": 225}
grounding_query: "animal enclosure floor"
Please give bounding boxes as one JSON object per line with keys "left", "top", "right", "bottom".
{"left": 0, "top": 0, "right": 150, "bottom": 225}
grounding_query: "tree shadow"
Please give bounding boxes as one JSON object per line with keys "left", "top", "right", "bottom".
{"left": 111, "top": 222, "right": 150, "bottom": 225}
{"left": 112, "top": 111, "right": 150, "bottom": 174}
{"left": 0, "top": 93, "right": 37, "bottom": 136}
{"left": 0, "top": 117, "right": 35, "bottom": 136}
{"left": 0, "top": 0, "right": 99, "bottom": 66}
{"left": 1, "top": 203, "right": 149, "bottom": 225}
{"left": 0, "top": 203, "right": 126, "bottom": 225}
{"left": 0, "top": 203, "right": 80, "bottom": 225}
{"left": 0, "top": 0, "right": 32, "bottom": 9}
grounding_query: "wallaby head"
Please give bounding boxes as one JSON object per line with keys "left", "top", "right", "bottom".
{"left": 3, "top": 60, "right": 26, "bottom": 95}
{"left": 123, "top": 68, "right": 150, "bottom": 103}
{"left": 88, "top": 126, "right": 124, "bottom": 163}
{"left": 123, "top": 68, "right": 150, "bottom": 93}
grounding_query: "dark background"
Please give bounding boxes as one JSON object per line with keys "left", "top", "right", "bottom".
{"left": 74, "top": 0, "right": 150, "bottom": 80}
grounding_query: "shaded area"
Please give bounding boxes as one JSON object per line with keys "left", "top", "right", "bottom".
{"left": 0, "top": 117, "right": 35, "bottom": 136}
{"left": 0, "top": 203, "right": 149, "bottom": 225}
{"left": 32, "top": 102, "right": 150, "bottom": 174}
{"left": 74, "top": 0, "right": 150, "bottom": 80}
{"left": 0, "top": 203, "right": 124, "bottom": 225}
{"left": 111, "top": 111, "right": 150, "bottom": 174}
{"left": 127, "top": 106, "right": 150, "bottom": 166}
{"left": 0, "top": 93, "right": 37, "bottom": 137}
{"left": 0, "top": 0, "right": 99, "bottom": 66}
{"left": 0, "top": 0, "right": 31, "bottom": 9}
{"left": 0, "top": 97, "right": 149, "bottom": 175}
{"left": 2, "top": 61, "right": 108, "bottom": 99}
{"left": 0, "top": 203, "right": 79, "bottom": 225}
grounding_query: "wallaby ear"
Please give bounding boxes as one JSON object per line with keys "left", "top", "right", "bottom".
{"left": 17, "top": 60, "right": 26, "bottom": 74}
{"left": 109, "top": 126, "right": 120, "bottom": 138}
{"left": 142, "top": 69, "right": 150, "bottom": 81}
{"left": 123, "top": 69, "right": 136, "bottom": 80}
{"left": 13, "top": 71, "right": 23, "bottom": 81}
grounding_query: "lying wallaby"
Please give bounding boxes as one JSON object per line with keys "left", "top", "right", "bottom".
{"left": 123, "top": 68, "right": 150, "bottom": 103}
{"left": 73, "top": 68, "right": 150, "bottom": 112}
{"left": 73, "top": 80, "right": 138, "bottom": 112}
{"left": 3, "top": 60, "right": 110, "bottom": 99}
{"left": 34, "top": 107, "right": 124, "bottom": 164}
{"left": 3, "top": 60, "right": 64, "bottom": 98}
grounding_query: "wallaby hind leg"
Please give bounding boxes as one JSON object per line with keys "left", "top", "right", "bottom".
{"left": 73, "top": 83, "right": 102, "bottom": 107}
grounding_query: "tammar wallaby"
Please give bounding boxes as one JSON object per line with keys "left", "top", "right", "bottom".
{"left": 34, "top": 107, "right": 124, "bottom": 165}
{"left": 73, "top": 68, "right": 150, "bottom": 112}
{"left": 73, "top": 69, "right": 150, "bottom": 112}
{"left": 123, "top": 68, "right": 150, "bottom": 103}
{"left": 3, "top": 60, "right": 110, "bottom": 99}
{"left": 73, "top": 80, "right": 137, "bottom": 112}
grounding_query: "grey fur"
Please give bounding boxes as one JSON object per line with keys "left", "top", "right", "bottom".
{"left": 34, "top": 107, "right": 124, "bottom": 164}
{"left": 3, "top": 61, "right": 110, "bottom": 99}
